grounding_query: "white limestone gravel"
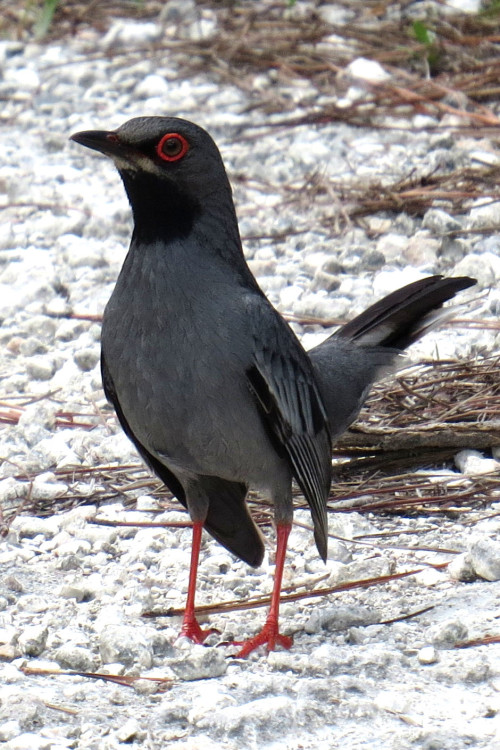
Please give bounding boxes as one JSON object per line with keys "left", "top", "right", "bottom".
{"left": 0, "top": 5, "right": 499, "bottom": 750}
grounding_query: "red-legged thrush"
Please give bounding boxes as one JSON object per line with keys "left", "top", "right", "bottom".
{"left": 71, "top": 117, "right": 475, "bottom": 656}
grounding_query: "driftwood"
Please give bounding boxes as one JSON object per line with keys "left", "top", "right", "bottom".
{"left": 339, "top": 421, "right": 500, "bottom": 452}
{"left": 337, "top": 356, "right": 500, "bottom": 453}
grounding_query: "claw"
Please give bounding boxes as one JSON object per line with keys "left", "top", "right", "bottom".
{"left": 179, "top": 616, "right": 219, "bottom": 645}
{"left": 230, "top": 621, "right": 293, "bottom": 658}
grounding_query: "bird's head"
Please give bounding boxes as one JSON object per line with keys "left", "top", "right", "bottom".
{"left": 70, "top": 116, "right": 235, "bottom": 243}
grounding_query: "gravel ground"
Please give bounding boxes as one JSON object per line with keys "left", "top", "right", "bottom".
{"left": 1, "top": 5, "right": 500, "bottom": 750}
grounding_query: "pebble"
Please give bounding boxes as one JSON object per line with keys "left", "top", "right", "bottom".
{"left": 53, "top": 644, "right": 96, "bottom": 671}
{"left": 422, "top": 208, "right": 462, "bottom": 233}
{"left": 345, "top": 57, "right": 391, "bottom": 83}
{"left": 25, "top": 356, "right": 57, "bottom": 381}
{"left": 402, "top": 232, "right": 440, "bottom": 267}
{"left": 455, "top": 449, "right": 500, "bottom": 476}
{"left": 0, "top": 644, "right": 19, "bottom": 660}
{"left": 99, "top": 625, "right": 154, "bottom": 668}
{"left": 428, "top": 619, "right": 468, "bottom": 648}
{"left": 447, "top": 553, "right": 477, "bottom": 582}
{"left": 414, "top": 567, "right": 447, "bottom": 587}
{"left": 134, "top": 74, "right": 169, "bottom": 100}
{"left": 0, "top": 478, "right": 27, "bottom": 505}
{"left": 0, "top": 721, "right": 21, "bottom": 742}
{"left": 59, "top": 583, "right": 93, "bottom": 602}
{"left": 31, "top": 473, "right": 68, "bottom": 501}
{"left": 374, "top": 690, "right": 410, "bottom": 715}
{"left": 453, "top": 253, "right": 500, "bottom": 288}
{"left": 17, "top": 626, "right": 48, "bottom": 657}
{"left": 373, "top": 268, "right": 428, "bottom": 297}
{"left": 468, "top": 200, "right": 500, "bottom": 229}
{"left": 73, "top": 347, "right": 100, "bottom": 371}
{"left": 16, "top": 596, "right": 49, "bottom": 614}
{"left": 115, "top": 718, "right": 141, "bottom": 743}
{"left": 169, "top": 644, "right": 227, "bottom": 681}
{"left": 312, "top": 268, "right": 341, "bottom": 292}
{"left": 195, "top": 695, "right": 296, "bottom": 735}
{"left": 10, "top": 516, "right": 59, "bottom": 539}
{"left": 469, "top": 538, "right": 500, "bottom": 582}
{"left": 102, "top": 21, "right": 162, "bottom": 48}
{"left": 418, "top": 646, "right": 439, "bottom": 665}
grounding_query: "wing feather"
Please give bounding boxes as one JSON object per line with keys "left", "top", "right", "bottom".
{"left": 246, "top": 305, "right": 332, "bottom": 560}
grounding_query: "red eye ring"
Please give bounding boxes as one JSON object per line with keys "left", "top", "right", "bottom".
{"left": 156, "top": 132, "right": 189, "bottom": 162}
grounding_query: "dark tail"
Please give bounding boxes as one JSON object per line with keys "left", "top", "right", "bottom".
{"left": 308, "top": 275, "right": 476, "bottom": 441}
{"left": 198, "top": 476, "right": 265, "bottom": 568}
{"left": 336, "top": 275, "right": 476, "bottom": 349}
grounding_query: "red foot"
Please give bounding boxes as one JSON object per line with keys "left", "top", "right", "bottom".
{"left": 231, "top": 621, "right": 293, "bottom": 658}
{"left": 179, "top": 616, "right": 219, "bottom": 645}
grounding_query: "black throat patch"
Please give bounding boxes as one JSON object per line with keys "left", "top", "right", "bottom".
{"left": 121, "top": 169, "right": 201, "bottom": 244}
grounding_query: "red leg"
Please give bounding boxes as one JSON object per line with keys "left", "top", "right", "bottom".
{"left": 179, "top": 521, "right": 217, "bottom": 644}
{"left": 232, "top": 523, "right": 293, "bottom": 658}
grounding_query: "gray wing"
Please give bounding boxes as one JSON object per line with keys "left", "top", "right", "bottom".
{"left": 245, "top": 297, "right": 332, "bottom": 561}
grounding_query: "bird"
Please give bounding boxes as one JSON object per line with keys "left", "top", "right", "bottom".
{"left": 70, "top": 116, "right": 475, "bottom": 657}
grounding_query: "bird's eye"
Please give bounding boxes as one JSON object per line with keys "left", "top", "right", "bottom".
{"left": 156, "top": 133, "right": 189, "bottom": 162}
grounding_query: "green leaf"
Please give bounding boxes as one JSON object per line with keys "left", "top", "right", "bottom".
{"left": 412, "top": 20, "right": 431, "bottom": 46}
{"left": 34, "top": 0, "right": 60, "bottom": 40}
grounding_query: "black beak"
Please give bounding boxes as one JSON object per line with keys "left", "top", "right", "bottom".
{"left": 70, "top": 130, "right": 123, "bottom": 158}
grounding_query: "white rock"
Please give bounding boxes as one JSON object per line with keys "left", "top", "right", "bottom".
{"left": 279, "top": 284, "right": 304, "bottom": 310}
{"left": 448, "top": 553, "right": 476, "bottom": 582}
{"left": 454, "top": 252, "right": 500, "bottom": 287}
{"left": 446, "top": 0, "right": 482, "bottom": 12}
{"left": 422, "top": 208, "right": 462, "bottom": 233}
{"left": 134, "top": 74, "right": 169, "bottom": 99}
{"left": 418, "top": 646, "right": 438, "bottom": 665}
{"left": 17, "top": 402, "right": 57, "bottom": 432}
{"left": 373, "top": 268, "right": 427, "bottom": 298}
{"left": 402, "top": 231, "right": 439, "bottom": 267}
{"left": 0, "top": 664, "right": 24, "bottom": 684}
{"left": 17, "top": 596, "right": 49, "bottom": 614}
{"left": 59, "top": 233, "right": 106, "bottom": 269}
{"left": 169, "top": 644, "right": 227, "bottom": 681}
{"left": 18, "top": 625, "right": 48, "bottom": 657}
{"left": 469, "top": 537, "right": 500, "bottom": 582}
{"left": 25, "top": 356, "right": 56, "bottom": 381}
{"left": 317, "top": 5, "right": 353, "bottom": 24}
{"left": 305, "top": 605, "right": 378, "bottom": 634}
{"left": 0, "top": 720, "right": 21, "bottom": 742}
{"left": 54, "top": 644, "right": 96, "bottom": 671}
{"left": 414, "top": 567, "right": 447, "bottom": 587}
{"left": 56, "top": 539, "right": 92, "bottom": 557}
{"left": 428, "top": 619, "right": 468, "bottom": 648}
{"left": 59, "top": 583, "right": 91, "bottom": 602}
{"left": 0, "top": 478, "right": 27, "bottom": 505}
{"left": 454, "top": 449, "right": 500, "bottom": 476}
{"left": 99, "top": 625, "right": 153, "bottom": 668}
{"left": 102, "top": 21, "right": 162, "bottom": 48}
{"left": 195, "top": 695, "right": 294, "bottom": 732}
{"left": 5, "top": 67, "right": 40, "bottom": 90}
{"left": 345, "top": 57, "right": 391, "bottom": 83}
{"left": 4, "top": 733, "right": 52, "bottom": 750}
{"left": 115, "top": 718, "right": 140, "bottom": 743}
{"left": 135, "top": 495, "right": 161, "bottom": 511}
{"left": 469, "top": 199, "right": 500, "bottom": 229}
{"left": 10, "top": 515, "right": 60, "bottom": 539}
{"left": 73, "top": 347, "right": 100, "bottom": 372}
{"left": 31, "top": 472, "right": 68, "bottom": 500}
